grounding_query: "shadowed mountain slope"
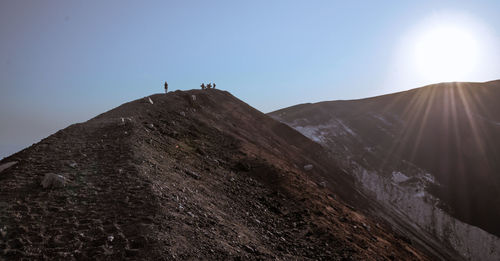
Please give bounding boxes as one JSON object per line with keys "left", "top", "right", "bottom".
{"left": 270, "top": 80, "right": 500, "bottom": 260}
{"left": 0, "top": 89, "right": 436, "bottom": 260}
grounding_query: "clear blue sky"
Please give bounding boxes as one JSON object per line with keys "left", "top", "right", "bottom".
{"left": 1, "top": 0, "right": 500, "bottom": 158}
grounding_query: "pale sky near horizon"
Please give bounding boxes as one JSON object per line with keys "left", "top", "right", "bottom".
{"left": 1, "top": 0, "right": 500, "bottom": 158}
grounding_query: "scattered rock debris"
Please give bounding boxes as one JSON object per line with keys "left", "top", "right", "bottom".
{"left": 0, "top": 161, "right": 17, "bottom": 173}
{"left": 304, "top": 164, "right": 314, "bottom": 171}
{"left": 0, "top": 90, "right": 432, "bottom": 260}
{"left": 41, "top": 173, "right": 66, "bottom": 189}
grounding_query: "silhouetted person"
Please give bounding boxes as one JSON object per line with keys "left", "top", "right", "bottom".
{"left": 207, "top": 83, "right": 212, "bottom": 89}
{"left": 201, "top": 83, "right": 205, "bottom": 90}
{"left": 164, "top": 81, "right": 168, "bottom": 93}
{"left": 213, "top": 83, "right": 216, "bottom": 89}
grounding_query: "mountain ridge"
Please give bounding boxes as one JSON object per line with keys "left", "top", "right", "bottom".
{"left": 0, "top": 89, "right": 440, "bottom": 260}
{"left": 269, "top": 80, "right": 500, "bottom": 261}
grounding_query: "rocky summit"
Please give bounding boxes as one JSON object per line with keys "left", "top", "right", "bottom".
{"left": 0, "top": 89, "right": 440, "bottom": 260}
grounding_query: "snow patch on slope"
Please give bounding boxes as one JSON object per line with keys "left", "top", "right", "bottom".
{"left": 370, "top": 113, "right": 393, "bottom": 126}
{"left": 279, "top": 114, "right": 500, "bottom": 260}
{"left": 293, "top": 125, "right": 327, "bottom": 143}
{"left": 290, "top": 119, "right": 357, "bottom": 143}
{"left": 391, "top": 171, "right": 409, "bottom": 183}
{"left": 354, "top": 167, "right": 500, "bottom": 261}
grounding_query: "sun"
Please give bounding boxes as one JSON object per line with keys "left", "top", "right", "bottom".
{"left": 414, "top": 24, "right": 479, "bottom": 83}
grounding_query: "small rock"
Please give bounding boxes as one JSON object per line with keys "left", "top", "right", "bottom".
{"left": 243, "top": 245, "right": 255, "bottom": 253}
{"left": 185, "top": 169, "right": 201, "bottom": 180}
{"left": 362, "top": 222, "right": 371, "bottom": 231}
{"left": 318, "top": 181, "right": 327, "bottom": 188}
{"left": 179, "top": 111, "right": 186, "bottom": 117}
{"left": 102, "top": 245, "right": 113, "bottom": 255}
{"left": 142, "top": 97, "right": 154, "bottom": 104}
{"left": 0, "top": 161, "right": 18, "bottom": 173}
{"left": 191, "top": 95, "right": 196, "bottom": 101}
{"left": 303, "top": 164, "right": 314, "bottom": 171}
{"left": 41, "top": 173, "right": 66, "bottom": 189}
{"left": 146, "top": 123, "right": 154, "bottom": 129}
{"left": 107, "top": 235, "right": 114, "bottom": 242}
{"left": 69, "top": 162, "right": 77, "bottom": 168}
{"left": 187, "top": 212, "right": 195, "bottom": 218}
{"left": 0, "top": 226, "right": 7, "bottom": 237}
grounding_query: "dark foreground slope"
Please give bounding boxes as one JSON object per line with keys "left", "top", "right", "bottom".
{"left": 0, "top": 90, "right": 431, "bottom": 260}
{"left": 270, "top": 80, "right": 500, "bottom": 260}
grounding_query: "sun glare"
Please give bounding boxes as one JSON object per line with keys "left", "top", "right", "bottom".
{"left": 414, "top": 23, "right": 480, "bottom": 83}
{"left": 384, "top": 12, "right": 498, "bottom": 95}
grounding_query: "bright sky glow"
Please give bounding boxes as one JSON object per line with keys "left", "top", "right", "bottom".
{"left": 1, "top": 1, "right": 500, "bottom": 159}
{"left": 384, "top": 11, "right": 500, "bottom": 95}
{"left": 414, "top": 25, "right": 479, "bottom": 83}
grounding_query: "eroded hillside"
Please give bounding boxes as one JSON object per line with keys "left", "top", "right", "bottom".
{"left": 270, "top": 80, "right": 500, "bottom": 261}
{"left": 0, "top": 90, "right": 434, "bottom": 260}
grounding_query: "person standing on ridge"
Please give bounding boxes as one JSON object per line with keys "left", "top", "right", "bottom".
{"left": 207, "top": 83, "right": 212, "bottom": 89}
{"left": 201, "top": 83, "right": 205, "bottom": 90}
{"left": 164, "top": 81, "right": 168, "bottom": 93}
{"left": 213, "top": 83, "right": 216, "bottom": 89}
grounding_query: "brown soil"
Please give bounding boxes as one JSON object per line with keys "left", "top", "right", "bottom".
{"left": 1, "top": 89, "right": 430, "bottom": 260}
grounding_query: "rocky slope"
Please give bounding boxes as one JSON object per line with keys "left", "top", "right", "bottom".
{"left": 0, "top": 89, "right": 437, "bottom": 260}
{"left": 270, "top": 80, "right": 500, "bottom": 261}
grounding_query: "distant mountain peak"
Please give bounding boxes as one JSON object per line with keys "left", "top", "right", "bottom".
{"left": 270, "top": 80, "right": 500, "bottom": 261}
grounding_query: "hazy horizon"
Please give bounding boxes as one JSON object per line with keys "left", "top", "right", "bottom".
{"left": 2, "top": 0, "right": 500, "bottom": 158}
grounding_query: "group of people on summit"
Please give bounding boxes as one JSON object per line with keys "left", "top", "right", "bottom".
{"left": 163, "top": 81, "right": 217, "bottom": 93}
{"left": 200, "top": 83, "right": 216, "bottom": 90}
